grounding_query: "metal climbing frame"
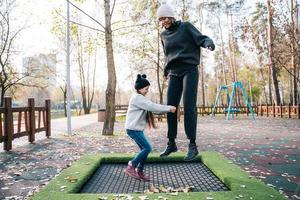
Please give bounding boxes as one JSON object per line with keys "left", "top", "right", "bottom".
{"left": 211, "top": 81, "right": 255, "bottom": 120}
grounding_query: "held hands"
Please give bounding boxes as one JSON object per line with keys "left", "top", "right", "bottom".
{"left": 169, "top": 106, "right": 177, "bottom": 113}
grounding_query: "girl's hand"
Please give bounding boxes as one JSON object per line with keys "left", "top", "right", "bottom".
{"left": 169, "top": 106, "right": 176, "bottom": 113}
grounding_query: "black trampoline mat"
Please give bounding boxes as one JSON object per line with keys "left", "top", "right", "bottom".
{"left": 80, "top": 162, "right": 229, "bottom": 194}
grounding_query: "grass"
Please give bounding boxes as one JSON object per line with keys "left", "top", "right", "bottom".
{"left": 30, "top": 151, "right": 287, "bottom": 200}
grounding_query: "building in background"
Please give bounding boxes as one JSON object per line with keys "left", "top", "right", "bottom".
{"left": 22, "top": 53, "right": 57, "bottom": 105}
{"left": 23, "top": 53, "right": 57, "bottom": 86}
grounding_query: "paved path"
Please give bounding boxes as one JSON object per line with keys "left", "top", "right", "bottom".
{"left": 51, "top": 113, "right": 98, "bottom": 133}
{"left": 0, "top": 113, "right": 98, "bottom": 151}
{"left": 0, "top": 115, "right": 299, "bottom": 200}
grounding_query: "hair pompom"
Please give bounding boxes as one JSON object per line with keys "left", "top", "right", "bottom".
{"left": 135, "top": 73, "right": 150, "bottom": 90}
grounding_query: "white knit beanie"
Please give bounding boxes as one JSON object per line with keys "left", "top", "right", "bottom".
{"left": 157, "top": 2, "right": 175, "bottom": 19}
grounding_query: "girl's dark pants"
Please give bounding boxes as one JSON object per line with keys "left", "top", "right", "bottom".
{"left": 167, "top": 67, "right": 199, "bottom": 140}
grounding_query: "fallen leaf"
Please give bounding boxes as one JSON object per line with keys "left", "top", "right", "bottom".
{"left": 66, "top": 176, "right": 78, "bottom": 183}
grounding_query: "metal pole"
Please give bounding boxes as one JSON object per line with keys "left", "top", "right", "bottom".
{"left": 66, "top": 0, "right": 72, "bottom": 135}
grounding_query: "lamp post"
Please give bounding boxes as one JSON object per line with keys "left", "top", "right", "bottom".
{"left": 66, "top": 0, "right": 72, "bottom": 135}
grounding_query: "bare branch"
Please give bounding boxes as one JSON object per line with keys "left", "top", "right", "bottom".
{"left": 112, "top": 22, "right": 151, "bottom": 32}
{"left": 70, "top": 20, "right": 105, "bottom": 33}
{"left": 111, "top": 19, "right": 132, "bottom": 26}
{"left": 67, "top": 0, "right": 105, "bottom": 30}
{"left": 110, "top": 0, "right": 116, "bottom": 18}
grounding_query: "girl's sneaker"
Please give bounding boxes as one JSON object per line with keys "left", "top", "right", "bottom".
{"left": 137, "top": 171, "right": 150, "bottom": 181}
{"left": 124, "top": 164, "right": 140, "bottom": 180}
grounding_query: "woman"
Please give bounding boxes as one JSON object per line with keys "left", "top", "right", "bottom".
{"left": 157, "top": 3, "right": 215, "bottom": 161}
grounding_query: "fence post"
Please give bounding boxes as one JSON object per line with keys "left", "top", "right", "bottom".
{"left": 288, "top": 103, "right": 291, "bottom": 118}
{"left": 273, "top": 103, "right": 275, "bottom": 117}
{"left": 298, "top": 103, "right": 300, "bottom": 119}
{"left": 260, "top": 104, "right": 263, "bottom": 116}
{"left": 280, "top": 103, "right": 283, "bottom": 118}
{"left": 247, "top": 106, "right": 249, "bottom": 116}
{"left": 28, "top": 98, "right": 35, "bottom": 143}
{"left": 4, "top": 97, "right": 13, "bottom": 151}
{"left": 266, "top": 104, "right": 269, "bottom": 117}
{"left": 45, "top": 99, "right": 51, "bottom": 138}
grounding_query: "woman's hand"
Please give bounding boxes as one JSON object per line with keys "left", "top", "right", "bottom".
{"left": 207, "top": 43, "right": 215, "bottom": 51}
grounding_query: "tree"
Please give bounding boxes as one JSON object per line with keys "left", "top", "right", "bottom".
{"left": 197, "top": 1, "right": 207, "bottom": 106}
{"left": 204, "top": 0, "right": 245, "bottom": 105}
{"left": 120, "top": 0, "right": 167, "bottom": 104}
{"left": 50, "top": 7, "right": 73, "bottom": 116}
{"left": 73, "top": 27, "right": 97, "bottom": 114}
{"left": 0, "top": 0, "right": 48, "bottom": 106}
{"left": 266, "top": 0, "right": 281, "bottom": 105}
{"left": 288, "top": 0, "right": 299, "bottom": 105}
{"left": 102, "top": 0, "right": 117, "bottom": 135}
{"left": 242, "top": 2, "right": 270, "bottom": 104}
{"left": 51, "top": 3, "right": 98, "bottom": 115}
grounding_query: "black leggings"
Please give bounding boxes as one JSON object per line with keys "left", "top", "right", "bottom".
{"left": 167, "top": 67, "right": 199, "bottom": 140}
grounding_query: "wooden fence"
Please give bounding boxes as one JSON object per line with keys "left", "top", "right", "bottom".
{"left": 115, "top": 104, "right": 300, "bottom": 119}
{"left": 0, "top": 97, "right": 51, "bottom": 151}
{"left": 256, "top": 104, "right": 300, "bottom": 119}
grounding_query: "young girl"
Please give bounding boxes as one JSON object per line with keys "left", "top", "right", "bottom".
{"left": 124, "top": 74, "right": 176, "bottom": 181}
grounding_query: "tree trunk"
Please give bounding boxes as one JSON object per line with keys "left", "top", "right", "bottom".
{"left": 64, "top": 85, "right": 67, "bottom": 117}
{"left": 290, "top": 0, "right": 298, "bottom": 105}
{"left": 268, "top": 65, "right": 273, "bottom": 104}
{"left": 231, "top": 14, "right": 238, "bottom": 83}
{"left": 102, "top": 0, "right": 117, "bottom": 136}
{"left": 198, "top": 3, "right": 205, "bottom": 106}
{"left": 266, "top": 0, "right": 281, "bottom": 105}
{"left": 217, "top": 15, "right": 227, "bottom": 86}
{"left": 227, "top": 13, "right": 234, "bottom": 83}
{"left": 75, "top": 30, "right": 89, "bottom": 114}
{"left": 87, "top": 45, "right": 97, "bottom": 112}
{"left": 156, "top": 22, "right": 163, "bottom": 104}
{"left": 259, "top": 68, "right": 268, "bottom": 104}
{"left": 0, "top": 87, "right": 5, "bottom": 107}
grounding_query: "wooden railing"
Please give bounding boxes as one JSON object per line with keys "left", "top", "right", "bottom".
{"left": 0, "top": 97, "right": 51, "bottom": 151}
{"left": 114, "top": 104, "right": 300, "bottom": 119}
{"left": 257, "top": 104, "right": 300, "bottom": 119}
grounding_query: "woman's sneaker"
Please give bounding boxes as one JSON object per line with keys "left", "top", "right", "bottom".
{"left": 137, "top": 171, "right": 150, "bottom": 182}
{"left": 124, "top": 164, "right": 140, "bottom": 180}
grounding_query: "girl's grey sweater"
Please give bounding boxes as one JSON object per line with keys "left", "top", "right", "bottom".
{"left": 125, "top": 93, "right": 172, "bottom": 131}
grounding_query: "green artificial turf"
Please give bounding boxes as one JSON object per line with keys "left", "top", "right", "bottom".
{"left": 30, "top": 152, "right": 287, "bottom": 200}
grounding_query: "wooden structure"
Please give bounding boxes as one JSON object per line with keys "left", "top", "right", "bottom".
{"left": 0, "top": 97, "right": 51, "bottom": 151}
{"left": 114, "top": 104, "right": 300, "bottom": 119}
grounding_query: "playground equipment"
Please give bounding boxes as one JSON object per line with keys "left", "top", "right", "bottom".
{"left": 211, "top": 81, "right": 255, "bottom": 120}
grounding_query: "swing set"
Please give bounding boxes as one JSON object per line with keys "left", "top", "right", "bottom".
{"left": 211, "top": 81, "right": 255, "bottom": 120}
